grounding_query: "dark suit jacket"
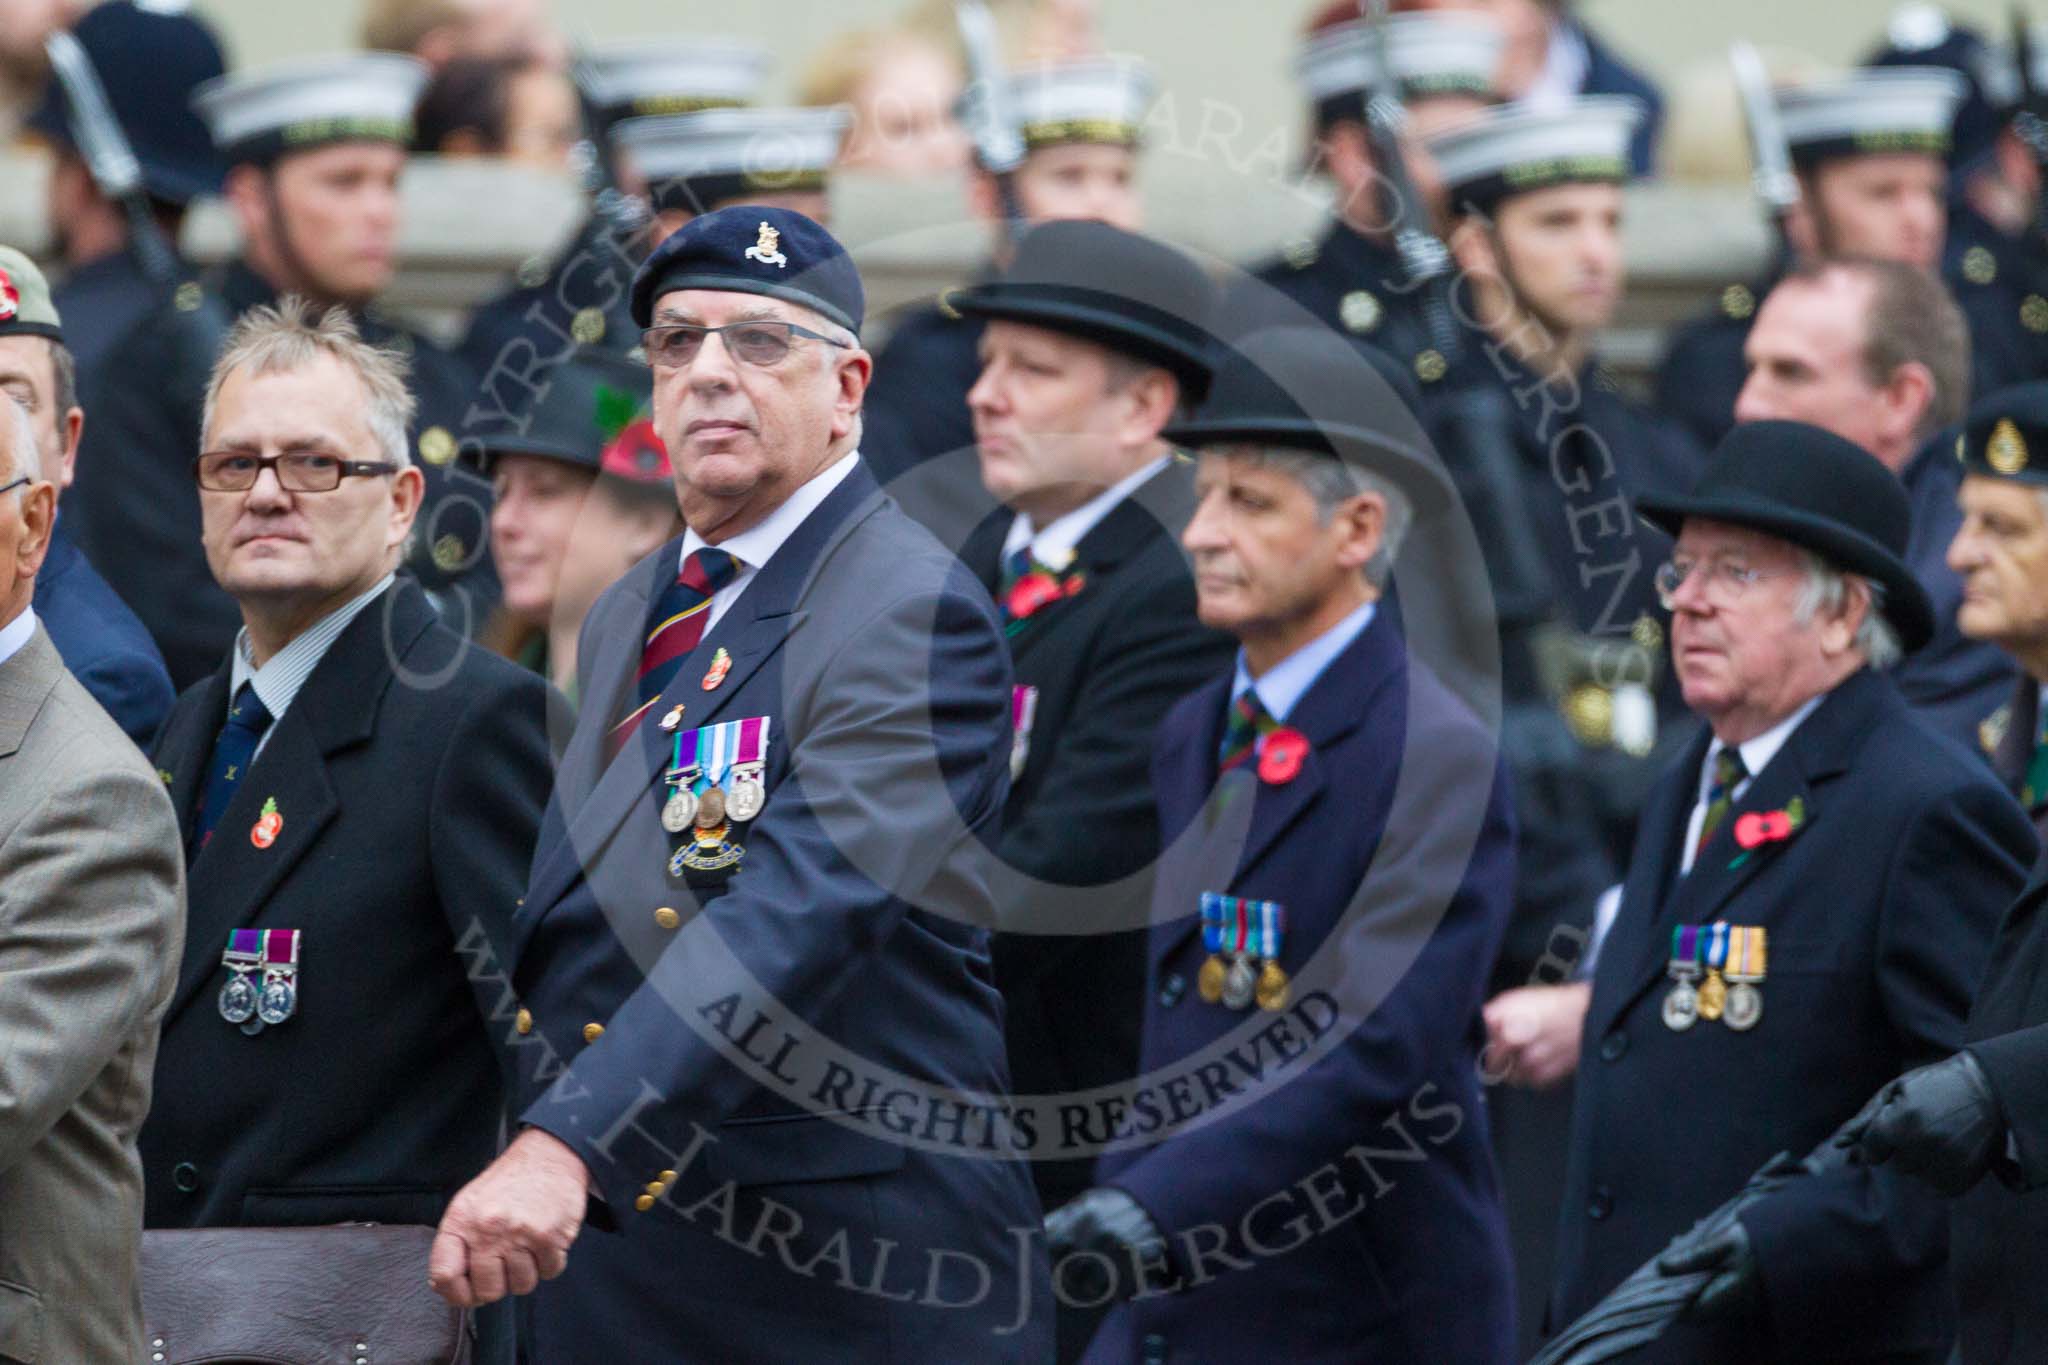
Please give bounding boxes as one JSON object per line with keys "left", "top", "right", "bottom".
{"left": 1989, "top": 676, "right": 2048, "bottom": 852}
{"left": 961, "top": 461, "right": 1235, "bottom": 1211}
{"left": 1951, "top": 867, "right": 2048, "bottom": 1363}
{"left": 35, "top": 521, "right": 173, "bottom": 746}
{"left": 1088, "top": 610, "right": 1518, "bottom": 1365}
{"left": 509, "top": 461, "right": 1052, "bottom": 1364}
{"left": 141, "top": 579, "right": 553, "bottom": 1231}
{"left": 1555, "top": 668, "right": 2037, "bottom": 1362}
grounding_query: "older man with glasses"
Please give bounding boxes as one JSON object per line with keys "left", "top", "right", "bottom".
{"left": 431, "top": 205, "right": 1051, "bottom": 1363}
{"left": 140, "top": 297, "right": 552, "bottom": 1363}
{"left": 1545, "top": 420, "right": 2037, "bottom": 1363}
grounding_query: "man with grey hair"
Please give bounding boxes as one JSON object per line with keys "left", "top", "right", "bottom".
{"left": 1732, "top": 255, "right": 2017, "bottom": 749}
{"left": 1547, "top": 420, "right": 2037, "bottom": 1362}
{"left": 0, "top": 380, "right": 184, "bottom": 1363}
{"left": 139, "top": 296, "right": 551, "bottom": 1363}
{"left": 1049, "top": 328, "right": 1519, "bottom": 1363}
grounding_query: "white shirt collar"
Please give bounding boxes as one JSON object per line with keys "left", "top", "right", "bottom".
{"left": 1698, "top": 693, "right": 1826, "bottom": 806}
{"left": 0, "top": 604, "right": 36, "bottom": 670}
{"left": 230, "top": 574, "right": 396, "bottom": 725}
{"left": 1229, "top": 599, "right": 1379, "bottom": 724}
{"left": 1001, "top": 455, "right": 1171, "bottom": 571}
{"left": 680, "top": 450, "right": 860, "bottom": 577}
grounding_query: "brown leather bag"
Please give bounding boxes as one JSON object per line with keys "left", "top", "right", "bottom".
{"left": 139, "top": 1224, "right": 471, "bottom": 1365}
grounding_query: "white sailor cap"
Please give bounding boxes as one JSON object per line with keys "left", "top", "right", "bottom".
{"left": 1296, "top": 14, "right": 1504, "bottom": 113}
{"left": 1425, "top": 95, "right": 1644, "bottom": 211}
{"left": 610, "top": 106, "right": 850, "bottom": 214}
{"left": 192, "top": 53, "right": 425, "bottom": 167}
{"left": 577, "top": 39, "right": 770, "bottom": 124}
{"left": 1774, "top": 67, "right": 1965, "bottom": 166}
{"left": 958, "top": 56, "right": 1157, "bottom": 158}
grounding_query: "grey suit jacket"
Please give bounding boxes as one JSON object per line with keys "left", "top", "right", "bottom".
{"left": 0, "top": 624, "right": 183, "bottom": 1364}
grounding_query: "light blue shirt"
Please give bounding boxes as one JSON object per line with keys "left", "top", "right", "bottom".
{"left": 229, "top": 574, "right": 396, "bottom": 761}
{"left": 1229, "top": 600, "right": 1379, "bottom": 723}
{"left": 0, "top": 604, "right": 35, "bottom": 670}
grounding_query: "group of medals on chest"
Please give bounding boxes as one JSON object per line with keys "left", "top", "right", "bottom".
{"left": 656, "top": 648, "right": 771, "bottom": 877}
{"left": 1662, "top": 921, "right": 1768, "bottom": 1032}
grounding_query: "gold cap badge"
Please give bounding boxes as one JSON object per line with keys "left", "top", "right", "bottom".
{"left": 743, "top": 221, "right": 788, "bottom": 270}
{"left": 1988, "top": 417, "right": 2029, "bottom": 476}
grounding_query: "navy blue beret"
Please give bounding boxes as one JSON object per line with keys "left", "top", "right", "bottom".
{"left": 630, "top": 204, "right": 864, "bottom": 336}
{"left": 1960, "top": 382, "right": 2048, "bottom": 489}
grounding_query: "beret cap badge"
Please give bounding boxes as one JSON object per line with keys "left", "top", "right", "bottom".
{"left": 743, "top": 221, "right": 788, "bottom": 270}
{"left": 1989, "top": 417, "right": 2030, "bottom": 476}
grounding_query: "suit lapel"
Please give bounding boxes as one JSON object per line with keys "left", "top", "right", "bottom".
{"left": 165, "top": 582, "right": 436, "bottom": 1024}
{"left": 526, "top": 465, "right": 886, "bottom": 915}
{"left": 1151, "top": 611, "right": 1402, "bottom": 967}
{"left": 1586, "top": 729, "right": 1702, "bottom": 1039}
{"left": 1602, "top": 671, "right": 1882, "bottom": 1029}
{"left": 154, "top": 668, "right": 231, "bottom": 841}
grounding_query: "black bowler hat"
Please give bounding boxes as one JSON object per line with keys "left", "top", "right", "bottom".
{"left": 463, "top": 348, "right": 667, "bottom": 484}
{"left": 1636, "top": 420, "right": 1935, "bottom": 652}
{"left": 25, "top": 1, "right": 227, "bottom": 205}
{"left": 631, "top": 203, "right": 863, "bottom": 335}
{"left": 1958, "top": 382, "right": 2048, "bottom": 489}
{"left": 948, "top": 220, "right": 1218, "bottom": 401}
{"left": 1163, "top": 325, "right": 1455, "bottom": 516}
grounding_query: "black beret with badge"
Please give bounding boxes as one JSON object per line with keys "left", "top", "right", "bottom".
{"left": 610, "top": 106, "right": 849, "bottom": 216}
{"left": 1636, "top": 419, "right": 1936, "bottom": 652}
{"left": 1959, "top": 383, "right": 2048, "bottom": 488}
{"left": 946, "top": 219, "right": 1218, "bottom": 401}
{"left": 630, "top": 203, "right": 864, "bottom": 335}
{"left": 191, "top": 53, "right": 427, "bottom": 168}
{"left": 1424, "top": 94, "right": 1644, "bottom": 214}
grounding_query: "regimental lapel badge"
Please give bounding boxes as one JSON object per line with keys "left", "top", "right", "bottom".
{"left": 250, "top": 796, "right": 282, "bottom": 849}
{"left": 702, "top": 647, "right": 733, "bottom": 691}
{"left": 659, "top": 703, "right": 686, "bottom": 733}
{"left": 744, "top": 221, "right": 788, "bottom": 270}
{"left": 1010, "top": 685, "right": 1039, "bottom": 781}
{"left": 1198, "top": 893, "right": 1289, "bottom": 1012}
{"left": 1990, "top": 417, "right": 2030, "bottom": 475}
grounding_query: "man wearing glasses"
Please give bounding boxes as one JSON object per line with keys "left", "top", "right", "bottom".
{"left": 140, "top": 297, "right": 552, "bottom": 1364}
{"left": 431, "top": 205, "right": 1051, "bottom": 1362}
{"left": 1545, "top": 420, "right": 2037, "bottom": 1362}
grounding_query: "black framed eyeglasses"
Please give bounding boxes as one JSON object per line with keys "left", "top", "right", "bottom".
{"left": 641, "top": 320, "right": 851, "bottom": 369}
{"left": 193, "top": 450, "right": 399, "bottom": 493}
{"left": 0, "top": 476, "right": 26, "bottom": 498}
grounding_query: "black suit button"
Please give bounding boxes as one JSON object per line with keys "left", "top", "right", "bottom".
{"left": 172, "top": 1161, "right": 201, "bottom": 1193}
{"left": 1142, "top": 1333, "right": 1167, "bottom": 1364}
{"left": 1158, "top": 973, "right": 1186, "bottom": 1008}
{"left": 1600, "top": 1032, "right": 1628, "bottom": 1062}
{"left": 1587, "top": 1187, "right": 1612, "bottom": 1221}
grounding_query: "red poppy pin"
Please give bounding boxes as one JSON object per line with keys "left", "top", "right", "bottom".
{"left": 250, "top": 796, "right": 282, "bottom": 849}
{"left": 1728, "top": 796, "right": 1805, "bottom": 868}
{"left": 1003, "top": 570, "right": 1086, "bottom": 625}
{"left": 1256, "top": 727, "right": 1310, "bottom": 785}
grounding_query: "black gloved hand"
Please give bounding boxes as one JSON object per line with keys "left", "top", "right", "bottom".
{"left": 1835, "top": 1051, "right": 2006, "bottom": 1197}
{"left": 1044, "top": 1187, "right": 1168, "bottom": 1304}
{"left": 1656, "top": 1220, "right": 1763, "bottom": 1323}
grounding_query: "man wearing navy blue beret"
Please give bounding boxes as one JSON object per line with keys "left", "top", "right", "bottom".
{"left": 431, "top": 205, "right": 1053, "bottom": 1363}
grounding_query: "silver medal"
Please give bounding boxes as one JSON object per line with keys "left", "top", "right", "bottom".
{"left": 218, "top": 972, "right": 258, "bottom": 1024}
{"left": 727, "top": 768, "right": 765, "bottom": 823}
{"left": 1662, "top": 981, "right": 1699, "bottom": 1032}
{"left": 257, "top": 971, "right": 297, "bottom": 1026}
{"left": 661, "top": 786, "right": 698, "bottom": 833}
{"left": 1723, "top": 982, "right": 1762, "bottom": 1031}
{"left": 1221, "top": 952, "right": 1257, "bottom": 1011}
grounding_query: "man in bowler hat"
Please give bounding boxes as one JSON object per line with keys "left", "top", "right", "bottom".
{"left": 1550, "top": 420, "right": 2038, "bottom": 1361}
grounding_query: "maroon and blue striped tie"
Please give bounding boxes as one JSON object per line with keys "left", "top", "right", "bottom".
{"left": 609, "top": 548, "right": 738, "bottom": 755}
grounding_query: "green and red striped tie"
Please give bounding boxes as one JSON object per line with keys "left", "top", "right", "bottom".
{"left": 1217, "top": 690, "right": 1276, "bottom": 772}
{"left": 609, "top": 548, "right": 738, "bottom": 756}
